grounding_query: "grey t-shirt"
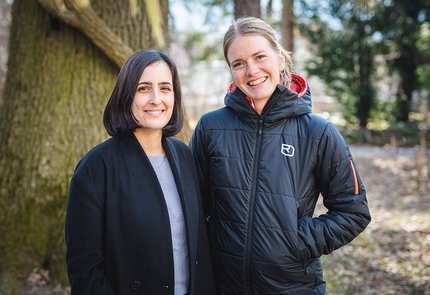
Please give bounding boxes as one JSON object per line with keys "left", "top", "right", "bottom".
{"left": 148, "top": 154, "right": 189, "bottom": 295}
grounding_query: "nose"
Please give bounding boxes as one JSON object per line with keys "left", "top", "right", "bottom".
{"left": 149, "top": 90, "right": 161, "bottom": 104}
{"left": 245, "top": 62, "right": 259, "bottom": 76}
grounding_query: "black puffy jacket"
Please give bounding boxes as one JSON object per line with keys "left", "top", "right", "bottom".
{"left": 189, "top": 77, "right": 371, "bottom": 295}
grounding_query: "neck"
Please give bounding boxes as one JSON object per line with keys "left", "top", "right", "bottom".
{"left": 252, "top": 98, "right": 269, "bottom": 115}
{"left": 133, "top": 129, "right": 164, "bottom": 156}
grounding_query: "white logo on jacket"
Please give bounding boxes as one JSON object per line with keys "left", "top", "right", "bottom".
{"left": 281, "top": 144, "right": 295, "bottom": 157}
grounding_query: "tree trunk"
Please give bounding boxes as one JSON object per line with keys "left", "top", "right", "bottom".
{"left": 0, "top": 0, "right": 168, "bottom": 289}
{"left": 357, "top": 20, "right": 373, "bottom": 129}
{"left": 420, "top": 97, "right": 429, "bottom": 191}
{"left": 0, "top": 0, "right": 11, "bottom": 106}
{"left": 234, "top": 0, "right": 260, "bottom": 19}
{"left": 266, "top": 0, "right": 273, "bottom": 21}
{"left": 281, "top": 0, "right": 294, "bottom": 53}
{"left": 397, "top": 73, "right": 417, "bottom": 122}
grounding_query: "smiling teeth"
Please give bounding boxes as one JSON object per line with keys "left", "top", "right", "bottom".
{"left": 146, "top": 110, "right": 163, "bottom": 114}
{"left": 249, "top": 77, "right": 266, "bottom": 86}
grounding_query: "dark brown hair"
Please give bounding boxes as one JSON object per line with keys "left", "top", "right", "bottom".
{"left": 103, "top": 50, "right": 184, "bottom": 137}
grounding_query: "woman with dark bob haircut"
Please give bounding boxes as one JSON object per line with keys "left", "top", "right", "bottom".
{"left": 103, "top": 50, "right": 184, "bottom": 137}
{"left": 65, "top": 49, "right": 216, "bottom": 295}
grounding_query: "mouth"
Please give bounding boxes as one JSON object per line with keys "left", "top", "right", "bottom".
{"left": 248, "top": 77, "right": 267, "bottom": 86}
{"left": 145, "top": 110, "right": 164, "bottom": 115}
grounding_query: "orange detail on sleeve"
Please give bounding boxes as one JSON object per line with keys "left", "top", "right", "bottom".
{"left": 349, "top": 157, "right": 359, "bottom": 195}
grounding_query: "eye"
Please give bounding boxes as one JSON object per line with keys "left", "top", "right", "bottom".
{"left": 231, "top": 61, "right": 245, "bottom": 70}
{"left": 256, "top": 54, "right": 267, "bottom": 61}
{"left": 137, "top": 85, "right": 150, "bottom": 92}
{"left": 160, "top": 86, "right": 172, "bottom": 92}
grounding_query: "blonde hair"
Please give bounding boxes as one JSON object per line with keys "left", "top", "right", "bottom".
{"left": 223, "top": 16, "right": 294, "bottom": 86}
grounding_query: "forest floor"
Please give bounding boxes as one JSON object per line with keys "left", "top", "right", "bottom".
{"left": 320, "top": 145, "right": 430, "bottom": 295}
{"left": 17, "top": 145, "right": 430, "bottom": 295}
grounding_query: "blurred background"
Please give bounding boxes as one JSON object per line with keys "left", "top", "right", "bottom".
{"left": 0, "top": 0, "right": 429, "bottom": 294}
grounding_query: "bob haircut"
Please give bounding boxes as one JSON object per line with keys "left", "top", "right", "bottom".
{"left": 223, "top": 16, "right": 294, "bottom": 86}
{"left": 103, "top": 50, "right": 184, "bottom": 137}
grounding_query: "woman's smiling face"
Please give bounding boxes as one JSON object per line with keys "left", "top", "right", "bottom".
{"left": 227, "top": 34, "right": 285, "bottom": 112}
{"left": 132, "top": 60, "right": 174, "bottom": 135}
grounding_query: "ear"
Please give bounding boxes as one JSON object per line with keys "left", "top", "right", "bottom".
{"left": 227, "top": 81, "right": 237, "bottom": 93}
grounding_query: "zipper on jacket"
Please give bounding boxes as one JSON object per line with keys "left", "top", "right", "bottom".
{"left": 245, "top": 116, "right": 264, "bottom": 294}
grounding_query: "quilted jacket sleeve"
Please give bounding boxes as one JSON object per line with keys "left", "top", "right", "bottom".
{"left": 297, "top": 122, "right": 371, "bottom": 260}
{"left": 188, "top": 117, "right": 212, "bottom": 219}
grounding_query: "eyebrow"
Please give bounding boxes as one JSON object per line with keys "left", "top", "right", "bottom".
{"left": 137, "top": 81, "right": 172, "bottom": 86}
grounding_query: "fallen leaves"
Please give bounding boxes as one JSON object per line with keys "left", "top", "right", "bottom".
{"left": 321, "top": 151, "right": 430, "bottom": 295}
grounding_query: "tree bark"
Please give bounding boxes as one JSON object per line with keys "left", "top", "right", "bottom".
{"left": 281, "top": 0, "right": 294, "bottom": 53}
{"left": 37, "top": 0, "right": 134, "bottom": 68}
{"left": 397, "top": 73, "right": 417, "bottom": 122}
{"left": 234, "top": 0, "right": 260, "bottom": 19}
{"left": 357, "top": 19, "right": 373, "bottom": 129}
{"left": 0, "top": 0, "right": 168, "bottom": 289}
{"left": 0, "top": 0, "right": 11, "bottom": 106}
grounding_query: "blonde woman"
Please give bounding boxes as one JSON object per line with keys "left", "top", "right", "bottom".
{"left": 190, "top": 17, "right": 371, "bottom": 295}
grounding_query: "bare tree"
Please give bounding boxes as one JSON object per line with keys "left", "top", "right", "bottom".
{"left": 0, "top": 0, "right": 11, "bottom": 106}
{"left": 234, "top": 0, "right": 260, "bottom": 18}
{"left": 281, "top": 0, "right": 294, "bottom": 52}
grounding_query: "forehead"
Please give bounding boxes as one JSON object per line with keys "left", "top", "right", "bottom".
{"left": 227, "top": 34, "right": 274, "bottom": 61}
{"left": 139, "top": 60, "right": 172, "bottom": 81}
